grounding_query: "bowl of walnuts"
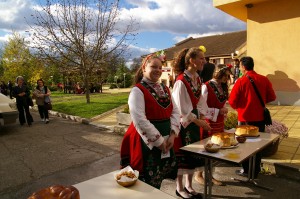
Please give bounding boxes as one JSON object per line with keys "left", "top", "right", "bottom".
{"left": 114, "top": 166, "right": 139, "bottom": 187}
{"left": 205, "top": 142, "right": 221, "bottom": 153}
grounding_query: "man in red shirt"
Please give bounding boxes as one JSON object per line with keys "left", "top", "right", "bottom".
{"left": 229, "top": 56, "right": 276, "bottom": 178}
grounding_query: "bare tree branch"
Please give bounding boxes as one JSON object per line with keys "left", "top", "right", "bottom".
{"left": 27, "top": 0, "right": 138, "bottom": 103}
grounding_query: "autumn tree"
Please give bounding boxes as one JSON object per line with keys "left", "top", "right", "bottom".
{"left": 28, "top": 0, "right": 138, "bottom": 103}
{"left": 1, "top": 33, "right": 44, "bottom": 87}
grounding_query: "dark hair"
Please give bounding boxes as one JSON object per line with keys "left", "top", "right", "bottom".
{"left": 36, "top": 78, "right": 45, "bottom": 89}
{"left": 213, "top": 64, "right": 231, "bottom": 80}
{"left": 173, "top": 47, "right": 202, "bottom": 75}
{"left": 134, "top": 67, "right": 144, "bottom": 84}
{"left": 212, "top": 64, "right": 231, "bottom": 98}
{"left": 240, "top": 56, "right": 254, "bottom": 71}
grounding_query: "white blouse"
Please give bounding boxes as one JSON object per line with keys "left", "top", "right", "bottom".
{"left": 172, "top": 71, "right": 208, "bottom": 128}
{"left": 128, "top": 85, "right": 181, "bottom": 150}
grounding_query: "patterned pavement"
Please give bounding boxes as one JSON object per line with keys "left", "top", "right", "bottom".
{"left": 92, "top": 88, "right": 300, "bottom": 180}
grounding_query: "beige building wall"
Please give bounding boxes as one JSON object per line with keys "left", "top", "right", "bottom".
{"left": 214, "top": 0, "right": 300, "bottom": 105}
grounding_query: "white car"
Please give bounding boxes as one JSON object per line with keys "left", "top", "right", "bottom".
{"left": 0, "top": 93, "right": 18, "bottom": 126}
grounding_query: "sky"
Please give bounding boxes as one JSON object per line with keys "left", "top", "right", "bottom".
{"left": 0, "top": 0, "right": 246, "bottom": 61}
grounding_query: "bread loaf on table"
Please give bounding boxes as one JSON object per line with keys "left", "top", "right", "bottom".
{"left": 27, "top": 185, "right": 80, "bottom": 199}
{"left": 235, "top": 125, "right": 259, "bottom": 137}
{"left": 211, "top": 132, "right": 237, "bottom": 147}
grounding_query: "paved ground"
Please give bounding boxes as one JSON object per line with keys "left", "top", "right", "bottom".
{"left": 0, "top": 111, "right": 122, "bottom": 199}
{"left": 1, "top": 109, "right": 300, "bottom": 199}
{"left": 91, "top": 95, "right": 300, "bottom": 181}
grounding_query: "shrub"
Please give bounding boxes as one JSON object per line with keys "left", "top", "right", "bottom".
{"left": 122, "top": 104, "right": 130, "bottom": 114}
{"left": 109, "top": 84, "right": 118, "bottom": 89}
{"left": 224, "top": 111, "right": 238, "bottom": 129}
{"left": 48, "top": 86, "right": 58, "bottom": 91}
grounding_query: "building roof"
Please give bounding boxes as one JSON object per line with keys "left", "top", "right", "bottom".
{"left": 164, "top": 30, "right": 247, "bottom": 60}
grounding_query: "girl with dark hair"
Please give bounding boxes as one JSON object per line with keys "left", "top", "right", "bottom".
{"left": 197, "top": 64, "right": 232, "bottom": 186}
{"left": 12, "top": 76, "right": 33, "bottom": 126}
{"left": 172, "top": 46, "right": 211, "bottom": 199}
{"left": 203, "top": 64, "right": 231, "bottom": 134}
{"left": 33, "top": 79, "right": 51, "bottom": 124}
{"left": 120, "top": 52, "right": 180, "bottom": 189}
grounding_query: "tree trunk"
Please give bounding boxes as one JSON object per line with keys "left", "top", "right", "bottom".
{"left": 83, "top": 71, "right": 90, "bottom": 104}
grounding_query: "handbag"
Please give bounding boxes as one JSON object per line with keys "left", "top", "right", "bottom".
{"left": 44, "top": 86, "right": 52, "bottom": 110}
{"left": 44, "top": 102, "right": 52, "bottom": 110}
{"left": 246, "top": 75, "right": 272, "bottom": 126}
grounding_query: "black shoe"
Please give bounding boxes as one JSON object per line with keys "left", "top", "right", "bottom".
{"left": 184, "top": 187, "right": 203, "bottom": 199}
{"left": 175, "top": 190, "right": 192, "bottom": 199}
{"left": 235, "top": 169, "right": 248, "bottom": 177}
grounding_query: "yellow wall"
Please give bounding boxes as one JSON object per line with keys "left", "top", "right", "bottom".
{"left": 247, "top": 0, "right": 300, "bottom": 105}
{"left": 214, "top": 0, "right": 300, "bottom": 105}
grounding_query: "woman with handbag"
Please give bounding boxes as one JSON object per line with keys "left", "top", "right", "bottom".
{"left": 12, "top": 76, "right": 33, "bottom": 126}
{"left": 33, "top": 79, "right": 51, "bottom": 124}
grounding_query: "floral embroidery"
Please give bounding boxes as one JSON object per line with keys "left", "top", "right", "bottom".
{"left": 143, "top": 152, "right": 177, "bottom": 189}
{"left": 183, "top": 73, "right": 201, "bottom": 98}
{"left": 208, "top": 81, "right": 227, "bottom": 103}
{"left": 141, "top": 81, "right": 171, "bottom": 108}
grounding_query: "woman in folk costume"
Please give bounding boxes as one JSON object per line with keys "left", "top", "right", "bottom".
{"left": 202, "top": 64, "right": 231, "bottom": 135}
{"left": 172, "top": 46, "right": 211, "bottom": 199}
{"left": 195, "top": 64, "right": 232, "bottom": 186}
{"left": 120, "top": 51, "right": 180, "bottom": 189}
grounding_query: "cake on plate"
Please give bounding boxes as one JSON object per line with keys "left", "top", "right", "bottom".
{"left": 235, "top": 125, "right": 259, "bottom": 137}
{"left": 211, "top": 132, "right": 238, "bottom": 147}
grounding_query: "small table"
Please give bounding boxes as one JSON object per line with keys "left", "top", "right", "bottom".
{"left": 73, "top": 171, "right": 176, "bottom": 199}
{"left": 180, "top": 133, "right": 279, "bottom": 199}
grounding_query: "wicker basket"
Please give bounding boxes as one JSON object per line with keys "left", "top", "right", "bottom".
{"left": 262, "top": 138, "right": 280, "bottom": 157}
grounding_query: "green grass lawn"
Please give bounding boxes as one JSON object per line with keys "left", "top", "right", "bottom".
{"left": 50, "top": 92, "right": 129, "bottom": 118}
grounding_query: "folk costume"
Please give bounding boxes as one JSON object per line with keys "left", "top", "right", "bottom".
{"left": 202, "top": 80, "right": 228, "bottom": 137}
{"left": 172, "top": 70, "right": 208, "bottom": 172}
{"left": 120, "top": 78, "right": 180, "bottom": 189}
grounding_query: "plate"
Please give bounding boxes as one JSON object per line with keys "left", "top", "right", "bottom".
{"left": 235, "top": 134, "right": 260, "bottom": 138}
{"left": 221, "top": 144, "right": 239, "bottom": 149}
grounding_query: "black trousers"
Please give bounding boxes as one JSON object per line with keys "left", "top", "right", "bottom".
{"left": 17, "top": 103, "right": 33, "bottom": 125}
{"left": 38, "top": 105, "right": 49, "bottom": 119}
{"left": 238, "top": 120, "right": 265, "bottom": 178}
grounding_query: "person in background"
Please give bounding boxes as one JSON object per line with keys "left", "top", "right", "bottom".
{"left": 0, "top": 81, "right": 8, "bottom": 96}
{"left": 12, "top": 76, "right": 33, "bottom": 126}
{"left": 233, "top": 58, "right": 240, "bottom": 83}
{"left": 168, "top": 73, "right": 173, "bottom": 88}
{"left": 229, "top": 56, "right": 276, "bottom": 178}
{"left": 226, "top": 64, "right": 234, "bottom": 84}
{"left": 172, "top": 46, "right": 211, "bottom": 199}
{"left": 199, "top": 57, "right": 215, "bottom": 83}
{"left": 33, "top": 79, "right": 51, "bottom": 124}
{"left": 198, "top": 64, "right": 232, "bottom": 186}
{"left": 120, "top": 51, "right": 180, "bottom": 189}
{"left": 8, "top": 80, "right": 13, "bottom": 99}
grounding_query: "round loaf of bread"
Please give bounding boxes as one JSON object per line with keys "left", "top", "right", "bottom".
{"left": 211, "top": 132, "right": 237, "bottom": 147}
{"left": 235, "top": 125, "right": 259, "bottom": 137}
{"left": 27, "top": 185, "right": 80, "bottom": 199}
